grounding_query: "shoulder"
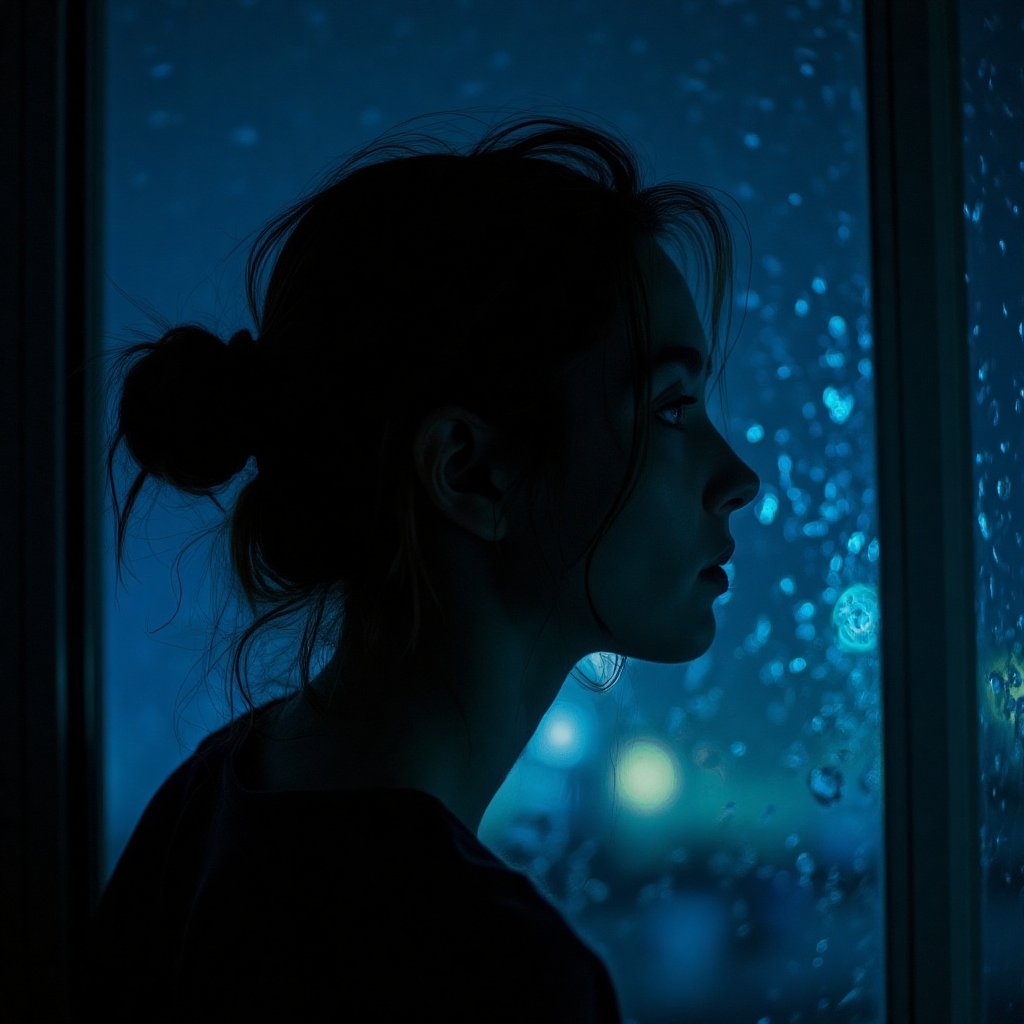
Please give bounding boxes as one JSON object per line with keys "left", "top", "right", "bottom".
{"left": 415, "top": 873, "right": 621, "bottom": 1021}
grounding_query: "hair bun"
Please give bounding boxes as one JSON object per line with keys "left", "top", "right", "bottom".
{"left": 119, "top": 325, "right": 255, "bottom": 490}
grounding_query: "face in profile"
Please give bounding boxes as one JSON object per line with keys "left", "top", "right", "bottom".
{"left": 282, "top": 235, "right": 762, "bottom": 837}
{"left": 526, "top": 235, "right": 761, "bottom": 671}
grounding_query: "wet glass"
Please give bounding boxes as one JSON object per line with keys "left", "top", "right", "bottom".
{"left": 101, "top": 2, "right": 885, "bottom": 1020}
{"left": 959, "top": 2, "right": 1024, "bottom": 1020}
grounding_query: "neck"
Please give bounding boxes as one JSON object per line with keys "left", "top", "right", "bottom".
{"left": 279, "top": 658, "right": 527, "bottom": 836}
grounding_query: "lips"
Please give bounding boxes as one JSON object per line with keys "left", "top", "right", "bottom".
{"left": 703, "top": 540, "right": 736, "bottom": 571}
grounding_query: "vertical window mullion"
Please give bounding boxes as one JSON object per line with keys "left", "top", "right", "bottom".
{"left": 864, "top": 1, "right": 981, "bottom": 1022}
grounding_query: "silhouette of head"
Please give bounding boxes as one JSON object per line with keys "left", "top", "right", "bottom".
{"left": 105, "top": 111, "right": 759, "bottom": 728}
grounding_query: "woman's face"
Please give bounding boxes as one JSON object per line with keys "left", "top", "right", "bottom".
{"left": 533, "top": 235, "right": 761, "bottom": 668}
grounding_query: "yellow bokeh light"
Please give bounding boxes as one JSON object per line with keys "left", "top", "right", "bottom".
{"left": 613, "top": 739, "right": 681, "bottom": 814}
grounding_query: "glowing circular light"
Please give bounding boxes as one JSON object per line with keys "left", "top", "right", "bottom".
{"left": 832, "top": 583, "right": 879, "bottom": 653}
{"left": 979, "top": 648, "right": 1024, "bottom": 740}
{"left": 532, "top": 701, "right": 592, "bottom": 768}
{"left": 613, "top": 739, "right": 681, "bottom": 814}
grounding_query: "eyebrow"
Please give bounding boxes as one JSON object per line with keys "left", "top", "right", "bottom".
{"left": 651, "top": 344, "right": 713, "bottom": 381}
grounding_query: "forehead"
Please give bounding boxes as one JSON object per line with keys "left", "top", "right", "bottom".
{"left": 603, "top": 236, "right": 710, "bottom": 383}
{"left": 557, "top": 238, "right": 713, "bottom": 455}
{"left": 642, "top": 237, "right": 708, "bottom": 360}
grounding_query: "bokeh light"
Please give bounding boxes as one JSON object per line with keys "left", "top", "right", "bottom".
{"left": 531, "top": 699, "right": 595, "bottom": 768}
{"left": 832, "top": 582, "right": 880, "bottom": 653}
{"left": 612, "top": 738, "right": 682, "bottom": 814}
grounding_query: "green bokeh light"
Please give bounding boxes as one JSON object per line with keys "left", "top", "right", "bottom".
{"left": 613, "top": 739, "right": 681, "bottom": 814}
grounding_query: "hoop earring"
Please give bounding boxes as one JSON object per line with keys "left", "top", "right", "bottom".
{"left": 572, "top": 652, "right": 626, "bottom": 693}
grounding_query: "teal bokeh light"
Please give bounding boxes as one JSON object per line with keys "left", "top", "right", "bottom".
{"left": 832, "top": 583, "right": 880, "bottom": 653}
{"left": 531, "top": 700, "right": 595, "bottom": 768}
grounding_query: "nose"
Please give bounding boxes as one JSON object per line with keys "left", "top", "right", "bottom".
{"left": 727, "top": 458, "right": 761, "bottom": 513}
{"left": 709, "top": 431, "right": 761, "bottom": 514}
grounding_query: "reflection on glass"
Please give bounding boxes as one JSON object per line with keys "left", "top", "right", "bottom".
{"left": 960, "top": 3, "right": 1024, "bottom": 1022}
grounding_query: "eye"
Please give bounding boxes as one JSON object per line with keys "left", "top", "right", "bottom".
{"left": 657, "top": 395, "right": 699, "bottom": 430}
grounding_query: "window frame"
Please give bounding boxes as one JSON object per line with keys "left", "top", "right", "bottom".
{"left": 3, "top": 2, "right": 106, "bottom": 1019}
{"left": 864, "top": 1, "right": 981, "bottom": 1020}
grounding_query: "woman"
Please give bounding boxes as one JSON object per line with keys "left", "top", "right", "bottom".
{"left": 84, "top": 111, "right": 760, "bottom": 1021}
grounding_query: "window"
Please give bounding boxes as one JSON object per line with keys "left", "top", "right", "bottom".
{"left": 7, "top": 2, "right": 1013, "bottom": 1022}
{"left": 99, "top": 5, "right": 884, "bottom": 1021}
{"left": 960, "top": 3, "right": 1024, "bottom": 1019}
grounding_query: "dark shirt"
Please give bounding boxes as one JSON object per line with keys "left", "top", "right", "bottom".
{"left": 82, "top": 697, "right": 622, "bottom": 1022}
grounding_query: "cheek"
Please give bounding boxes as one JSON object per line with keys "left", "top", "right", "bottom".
{"left": 557, "top": 433, "right": 634, "bottom": 553}
{"left": 590, "top": 491, "right": 693, "bottom": 593}
{"left": 598, "top": 466, "right": 705, "bottom": 591}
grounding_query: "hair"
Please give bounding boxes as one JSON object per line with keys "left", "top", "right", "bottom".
{"left": 101, "top": 109, "right": 747, "bottom": 736}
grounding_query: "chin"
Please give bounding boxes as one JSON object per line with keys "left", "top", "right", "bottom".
{"left": 680, "top": 634, "right": 715, "bottom": 663}
{"left": 633, "top": 627, "right": 715, "bottom": 667}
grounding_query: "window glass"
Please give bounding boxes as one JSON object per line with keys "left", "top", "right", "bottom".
{"left": 959, "top": 3, "right": 1024, "bottom": 1021}
{"left": 102, "top": 2, "right": 883, "bottom": 1019}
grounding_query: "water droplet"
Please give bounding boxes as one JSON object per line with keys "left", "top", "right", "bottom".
{"left": 808, "top": 765, "right": 844, "bottom": 805}
{"left": 796, "top": 851, "right": 816, "bottom": 874}
{"left": 859, "top": 764, "right": 881, "bottom": 796}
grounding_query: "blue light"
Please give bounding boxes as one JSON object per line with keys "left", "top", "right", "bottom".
{"left": 531, "top": 700, "right": 594, "bottom": 768}
{"left": 832, "top": 583, "right": 880, "bottom": 653}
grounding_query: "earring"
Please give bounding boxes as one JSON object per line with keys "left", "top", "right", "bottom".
{"left": 572, "top": 652, "right": 625, "bottom": 693}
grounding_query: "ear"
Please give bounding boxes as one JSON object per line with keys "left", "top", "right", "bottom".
{"left": 412, "top": 406, "right": 518, "bottom": 544}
